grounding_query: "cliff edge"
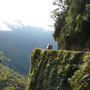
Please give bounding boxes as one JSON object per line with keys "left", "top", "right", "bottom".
{"left": 26, "top": 1, "right": 90, "bottom": 89}
{"left": 26, "top": 48, "right": 90, "bottom": 90}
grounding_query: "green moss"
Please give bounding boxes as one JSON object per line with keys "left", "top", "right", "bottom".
{"left": 26, "top": 48, "right": 90, "bottom": 90}
{"left": 69, "top": 53, "right": 90, "bottom": 90}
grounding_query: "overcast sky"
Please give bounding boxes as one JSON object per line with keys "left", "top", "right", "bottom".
{"left": 0, "top": 0, "right": 56, "bottom": 31}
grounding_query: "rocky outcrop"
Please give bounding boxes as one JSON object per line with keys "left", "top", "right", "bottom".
{"left": 26, "top": 48, "right": 90, "bottom": 90}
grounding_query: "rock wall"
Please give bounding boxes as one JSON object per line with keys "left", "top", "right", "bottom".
{"left": 26, "top": 48, "right": 90, "bottom": 90}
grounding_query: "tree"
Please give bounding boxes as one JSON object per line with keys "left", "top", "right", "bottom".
{"left": 52, "top": 0, "right": 90, "bottom": 50}
{"left": 0, "top": 51, "right": 11, "bottom": 63}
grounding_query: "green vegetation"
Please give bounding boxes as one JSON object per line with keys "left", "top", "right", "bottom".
{"left": 0, "top": 64, "right": 27, "bottom": 90}
{"left": 0, "top": 51, "right": 11, "bottom": 63}
{"left": 26, "top": 0, "right": 90, "bottom": 90}
{"left": 52, "top": 0, "right": 90, "bottom": 50}
{"left": 69, "top": 53, "right": 90, "bottom": 90}
{"left": 26, "top": 48, "right": 90, "bottom": 90}
{"left": 0, "top": 0, "right": 90, "bottom": 90}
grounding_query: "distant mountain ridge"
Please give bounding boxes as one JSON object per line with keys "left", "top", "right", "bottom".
{"left": 0, "top": 25, "right": 57, "bottom": 76}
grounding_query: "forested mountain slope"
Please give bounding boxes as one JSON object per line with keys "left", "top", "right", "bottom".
{"left": 0, "top": 64, "right": 27, "bottom": 90}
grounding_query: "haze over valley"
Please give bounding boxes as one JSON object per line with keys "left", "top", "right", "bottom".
{"left": 0, "top": 23, "right": 57, "bottom": 75}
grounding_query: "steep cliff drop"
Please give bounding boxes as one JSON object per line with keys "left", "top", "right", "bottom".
{"left": 26, "top": 48, "right": 90, "bottom": 90}
{"left": 26, "top": 1, "right": 90, "bottom": 89}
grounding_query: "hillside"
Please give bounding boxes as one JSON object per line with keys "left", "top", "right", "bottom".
{"left": 0, "top": 64, "right": 27, "bottom": 90}
{"left": 0, "top": 25, "right": 57, "bottom": 75}
{"left": 26, "top": 48, "right": 90, "bottom": 90}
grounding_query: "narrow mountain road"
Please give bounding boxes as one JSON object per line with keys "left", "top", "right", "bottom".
{"left": 42, "top": 49, "right": 90, "bottom": 53}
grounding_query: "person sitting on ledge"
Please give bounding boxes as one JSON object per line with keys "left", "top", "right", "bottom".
{"left": 46, "top": 44, "right": 53, "bottom": 49}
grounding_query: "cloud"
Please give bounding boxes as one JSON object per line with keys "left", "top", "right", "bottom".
{"left": 0, "top": 20, "right": 54, "bottom": 32}
{"left": 0, "top": 0, "right": 55, "bottom": 30}
{"left": 0, "top": 20, "right": 25, "bottom": 31}
{"left": 0, "top": 21, "right": 12, "bottom": 31}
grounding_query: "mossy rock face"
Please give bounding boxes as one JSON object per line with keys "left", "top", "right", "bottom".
{"left": 26, "top": 48, "right": 90, "bottom": 90}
